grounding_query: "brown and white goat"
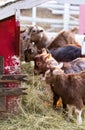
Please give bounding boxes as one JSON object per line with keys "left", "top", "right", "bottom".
{"left": 24, "top": 25, "right": 52, "bottom": 50}
{"left": 44, "top": 66, "right": 85, "bottom": 124}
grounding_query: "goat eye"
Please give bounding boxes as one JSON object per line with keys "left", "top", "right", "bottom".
{"left": 23, "top": 36, "right": 25, "bottom": 40}
{"left": 32, "top": 30, "right": 36, "bottom": 33}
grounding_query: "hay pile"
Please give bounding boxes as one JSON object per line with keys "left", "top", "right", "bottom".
{"left": 0, "top": 62, "right": 85, "bottom": 130}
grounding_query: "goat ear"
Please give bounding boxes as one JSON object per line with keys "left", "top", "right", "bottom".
{"left": 46, "top": 54, "right": 52, "bottom": 59}
{"left": 70, "top": 27, "right": 78, "bottom": 33}
{"left": 26, "top": 25, "right": 30, "bottom": 32}
{"left": 26, "top": 25, "right": 30, "bottom": 28}
{"left": 43, "top": 54, "right": 51, "bottom": 61}
{"left": 26, "top": 25, "right": 34, "bottom": 28}
{"left": 57, "top": 63, "right": 63, "bottom": 68}
{"left": 26, "top": 25, "right": 34, "bottom": 33}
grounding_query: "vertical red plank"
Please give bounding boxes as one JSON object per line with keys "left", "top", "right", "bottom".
{"left": 0, "top": 15, "right": 20, "bottom": 113}
{"left": 15, "top": 20, "right": 20, "bottom": 56}
{"left": 0, "top": 16, "right": 16, "bottom": 59}
{"left": 79, "top": 5, "right": 85, "bottom": 34}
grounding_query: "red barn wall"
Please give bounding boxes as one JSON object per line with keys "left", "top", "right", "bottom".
{"left": 0, "top": 15, "right": 20, "bottom": 113}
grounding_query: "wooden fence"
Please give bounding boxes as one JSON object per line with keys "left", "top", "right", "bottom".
{"left": 20, "top": 0, "right": 79, "bottom": 32}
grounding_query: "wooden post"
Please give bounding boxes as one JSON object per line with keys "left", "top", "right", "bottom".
{"left": 0, "top": 57, "right": 6, "bottom": 111}
{"left": 32, "top": 7, "right": 36, "bottom": 25}
{"left": 63, "top": 3, "right": 70, "bottom": 30}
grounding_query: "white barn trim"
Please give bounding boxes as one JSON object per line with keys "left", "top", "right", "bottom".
{"left": 0, "top": 0, "right": 51, "bottom": 20}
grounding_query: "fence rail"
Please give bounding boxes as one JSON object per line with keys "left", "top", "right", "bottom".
{"left": 20, "top": 1, "right": 80, "bottom": 32}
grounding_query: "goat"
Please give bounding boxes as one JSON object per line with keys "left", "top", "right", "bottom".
{"left": 33, "top": 48, "right": 85, "bottom": 110}
{"left": 20, "top": 25, "right": 39, "bottom": 60}
{"left": 24, "top": 44, "right": 83, "bottom": 62}
{"left": 47, "top": 27, "right": 81, "bottom": 50}
{"left": 24, "top": 42, "right": 38, "bottom": 62}
{"left": 25, "top": 25, "right": 52, "bottom": 50}
{"left": 44, "top": 66, "right": 85, "bottom": 124}
{"left": 49, "top": 45, "right": 83, "bottom": 62}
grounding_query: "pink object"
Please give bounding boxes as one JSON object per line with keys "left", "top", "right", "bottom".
{"left": 79, "top": 5, "right": 85, "bottom": 34}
